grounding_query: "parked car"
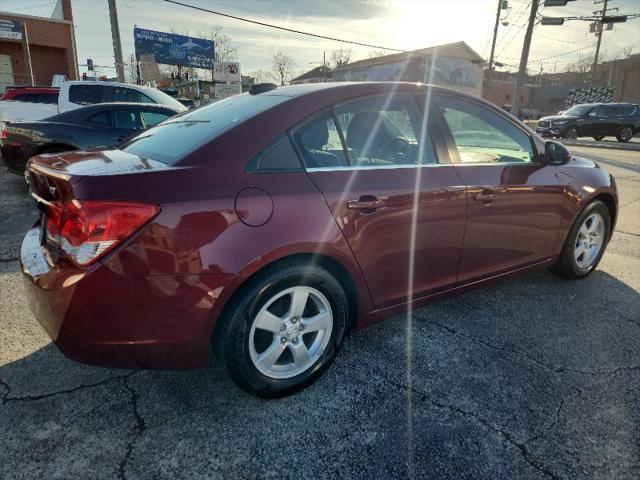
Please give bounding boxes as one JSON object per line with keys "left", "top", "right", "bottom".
{"left": 0, "top": 80, "right": 186, "bottom": 127}
{"left": 176, "top": 97, "right": 197, "bottom": 109}
{"left": 1, "top": 103, "right": 181, "bottom": 174}
{"left": 536, "top": 102, "right": 639, "bottom": 142}
{"left": 21, "top": 82, "right": 617, "bottom": 397}
{"left": 0, "top": 86, "right": 59, "bottom": 103}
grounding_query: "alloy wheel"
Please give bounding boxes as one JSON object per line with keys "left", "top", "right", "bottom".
{"left": 574, "top": 212, "right": 605, "bottom": 269}
{"left": 248, "top": 286, "right": 333, "bottom": 379}
{"left": 564, "top": 127, "right": 578, "bottom": 140}
{"left": 619, "top": 127, "right": 633, "bottom": 142}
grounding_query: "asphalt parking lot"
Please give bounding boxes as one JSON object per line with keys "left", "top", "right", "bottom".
{"left": 1, "top": 146, "right": 638, "bottom": 480}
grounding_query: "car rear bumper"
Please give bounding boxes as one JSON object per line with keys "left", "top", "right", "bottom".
{"left": 21, "top": 224, "right": 236, "bottom": 369}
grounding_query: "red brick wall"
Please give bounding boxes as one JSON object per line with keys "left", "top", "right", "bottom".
{"left": 0, "top": 11, "right": 77, "bottom": 86}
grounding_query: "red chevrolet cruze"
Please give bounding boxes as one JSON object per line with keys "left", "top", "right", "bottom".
{"left": 21, "top": 82, "right": 617, "bottom": 397}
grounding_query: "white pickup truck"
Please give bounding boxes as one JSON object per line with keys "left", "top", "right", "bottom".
{"left": 0, "top": 81, "right": 186, "bottom": 125}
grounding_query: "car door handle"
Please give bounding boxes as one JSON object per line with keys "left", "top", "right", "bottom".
{"left": 346, "top": 196, "right": 385, "bottom": 211}
{"left": 473, "top": 189, "right": 497, "bottom": 205}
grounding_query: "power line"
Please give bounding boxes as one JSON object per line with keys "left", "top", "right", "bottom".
{"left": 162, "top": 0, "right": 405, "bottom": 52}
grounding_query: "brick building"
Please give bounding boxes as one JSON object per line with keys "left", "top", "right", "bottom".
{"left": 0, "top": 0, "right": 77, "bottom": 92}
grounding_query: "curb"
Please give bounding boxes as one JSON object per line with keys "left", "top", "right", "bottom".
{"left": 561, "top": 140, "right": 640, "bottom": 152}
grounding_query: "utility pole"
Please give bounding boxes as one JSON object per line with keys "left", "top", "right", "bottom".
{"left": 590, "top": 0, "right": 608, "bottom": 86}
{"left": 483, "top": 0, "right": 504, "bottom": 98}
{"left": 108, "top": 0, "right": 126, "bottom": 82}
{"left": 511, "top": 0, "right": 538, "bottom": 117}
{"left": 21, "top": 22, "right": 34, "bottom": 86}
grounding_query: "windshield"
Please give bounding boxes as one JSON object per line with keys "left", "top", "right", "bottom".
{"left": 122, "top": 93, "right": 288, "bottom": 164}
{"left": 563, "top": 105, "right": 592, "bottom": 117}
{"left": 143, "top": 88, "right": 188, "bottom": 112}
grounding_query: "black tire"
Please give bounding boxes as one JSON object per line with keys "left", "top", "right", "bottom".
{"left": 562, "top": 126, "right": 579, "bottom": 140}
{"left": 549, "top": 200, "right": 611, "bottom": 280}
{"left": 593, "top": 135, "right": 604, "bottom": 141}
{"left": 616, "top": 125, "right": 634, "bottom": 143}
{"left": 214, "top": 261, "right": 349, "bottom": 398}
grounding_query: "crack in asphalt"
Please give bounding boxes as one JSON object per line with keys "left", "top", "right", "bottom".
{"left": 615, "top": 230, "right": 640, "bottom": 238}
{"left": 0, "top": 375, "right": 12, "bottom": 404}
{"left": 0, "top": 257, "right": 18, "bottom": 263}
{"left": 1, "top": 371, "right": 136, "bottom": 404}
{"left": 425, "top": 320, "right": 640, "bottom": 376}
{"left": 371, "top": 366, "right": 564, "bottom": 480}
{"left": 118, "top": 374, "right": 147, "bottom": 480}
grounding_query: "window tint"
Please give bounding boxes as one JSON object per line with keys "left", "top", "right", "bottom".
{"left": 437, "top": 95, "right": 534, "bottom": 164}
{"left": 114, "top": 110, "right": 144, "bottom": 130}
{"left": 334, "top": 94, "right": 437, "bottom": 167}
{"left": 11, "top": 93, "right": 39, "bottom": 102}
{"left": 112, "top": 87, "right": 154, "bottom": 103}
{"left": 41, "top": 93, "right": 59, "bottom": 104}
{"left": 246, "top": 134, "right": 302, "bottom": 172}
{"left": 123, "top": 93, "right": 288, "bottom": 165}
{"left": 88, "top": 111, "right": 111, "bottom": 126}
{"left": 69, "top": 85, "right": 105, "bottom": 105}
{"left": 141, "top": 111, "right": 170, "bottom": 127}
{"left": 293, "top": 113, "right": 348, "bottom": 168}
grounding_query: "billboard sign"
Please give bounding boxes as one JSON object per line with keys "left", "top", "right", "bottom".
{"left": 213, "top": 82, "right": 242, "bottom": 100}
{"left": 0, "top": 19, "right": 22, "bottom": 40}
{"left": 214, "top": 62, "right": 241, "bottom": 82}
{"left": 134, "top": 27, "right": 214, "bottom": 69}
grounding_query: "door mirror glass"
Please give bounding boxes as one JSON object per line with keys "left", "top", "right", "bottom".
{"left": 545, "top": 141, "right": 571, "bottom": 165}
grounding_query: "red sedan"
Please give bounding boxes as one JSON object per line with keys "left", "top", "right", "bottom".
{"left": 21, "top": 82, "right": 617, "bottom": 397}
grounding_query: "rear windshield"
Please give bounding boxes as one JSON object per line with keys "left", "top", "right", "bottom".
{"left": 122, "top": 94, "right": 287, "bottom": 164}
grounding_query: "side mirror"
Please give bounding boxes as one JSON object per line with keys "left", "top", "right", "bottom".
{"left": 545, "top": 141, "right": 571, "bottom": 165}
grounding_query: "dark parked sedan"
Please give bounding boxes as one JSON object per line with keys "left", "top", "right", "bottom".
{"left": 21, "top": 82, "right": 617, "bottom": 397}
{"left": 0, "top": 102, "right": 181, "bottom": 173}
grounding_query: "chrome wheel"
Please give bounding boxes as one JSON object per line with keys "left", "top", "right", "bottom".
{"left": 574, "top": 212, "right": 605, "bottom": 269}
{"left": 619, "top": 127, "right": 633, "bottom": 142}
{"left": 249, "top": 286, "right": 333, "bottom": 379}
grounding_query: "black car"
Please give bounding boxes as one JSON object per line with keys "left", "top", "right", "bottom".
{"left": 0, "top": 103, "right": 181, "bottom": 174}
{"left": 536, "top": 102, "right": 639, "bottom": 142}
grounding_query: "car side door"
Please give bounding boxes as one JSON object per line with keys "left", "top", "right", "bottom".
{"left": 298, "top": 93, "right": 467, "bottom": 309}
{"left": 434, "top": 93, "right": 565, "bottom": 283}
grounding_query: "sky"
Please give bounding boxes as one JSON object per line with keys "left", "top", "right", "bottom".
{"left": 2, "top": 0, "right": 639, "bottom": 79}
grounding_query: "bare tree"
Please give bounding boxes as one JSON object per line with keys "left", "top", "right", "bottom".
{"left": 272, "top": 52, "right": 296, "bottom": 86}
{"left": 197, "top": 25, "right": 238, "bottom": 81}
{"left": 329, "top": 48, "right": 353, "bottom": 68}
{"left": 367, "top": 49, "right": 388, "bottom": 59}
{"left": 248, "top": 69, "right": 274, "bottom": 84}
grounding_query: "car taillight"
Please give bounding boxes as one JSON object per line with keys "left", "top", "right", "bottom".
{"left": 0, "top": 124, "right": 6, "bottom": 145}
{"left": 45, "top": 200, "right": 159, "bottom": 266}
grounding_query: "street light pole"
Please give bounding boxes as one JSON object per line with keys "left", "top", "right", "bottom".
{"left": 590, "top": 0, "right": 608, "bottom": 86}
{"left": 483, "top": 0, "right": 503, "bottom": 98}
{"left": 511, "top": 0, "right": 538, "bottom": 117}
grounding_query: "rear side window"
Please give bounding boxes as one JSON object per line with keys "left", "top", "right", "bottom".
{"left": 122, "top": 93, "right": 288, "bottom": 165}
{"left": 246, "top": 134, "right": 302, "bottom": 172}
{"left": 88, "top": 111, "right": 111, "bottom": 126}
{"left": 111, "top": 87, "right": 155, "bottom": 104}
{"left": 69, "top": 85, "right": 105, "bottom": 105}
{"left": 11, "top": 93, "right": 39, "bottom": 103}
{"left": 41, "top": 93, "right": 59, "bottom": 104}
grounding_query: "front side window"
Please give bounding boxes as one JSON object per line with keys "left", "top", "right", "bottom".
{"left": 437, "top": 95, "right": 534, "bottom": 164}
{"left": 69, "top": 85, "right": 105, "bottom": 105}
{"left": 88, "top": 111, "right": 111, "bottom": 126}
{"left": 12, "top": 93, "right": 39, "bottom": 103}
{"left": 334, "top": 94, "right": 436, "bottom": 167}
{"left": 41, "top": 93, "right": 59, "bottom": 104}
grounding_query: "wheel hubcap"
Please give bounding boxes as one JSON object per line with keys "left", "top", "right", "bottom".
{"left": 574, "top": 213, "right": 605, "bottom": 269}
{"left": 621, "top": 128, "right": 633, "bottom": 141}
{"left": 249, "top": 286, "right": 333, "bottom": 379}
{"left": 567, "top": 129, "right": 577, "bottom": 139}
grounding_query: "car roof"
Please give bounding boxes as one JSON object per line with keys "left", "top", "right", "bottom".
{"left": 45, "top": 102, "right": 179, "bottom": 123}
